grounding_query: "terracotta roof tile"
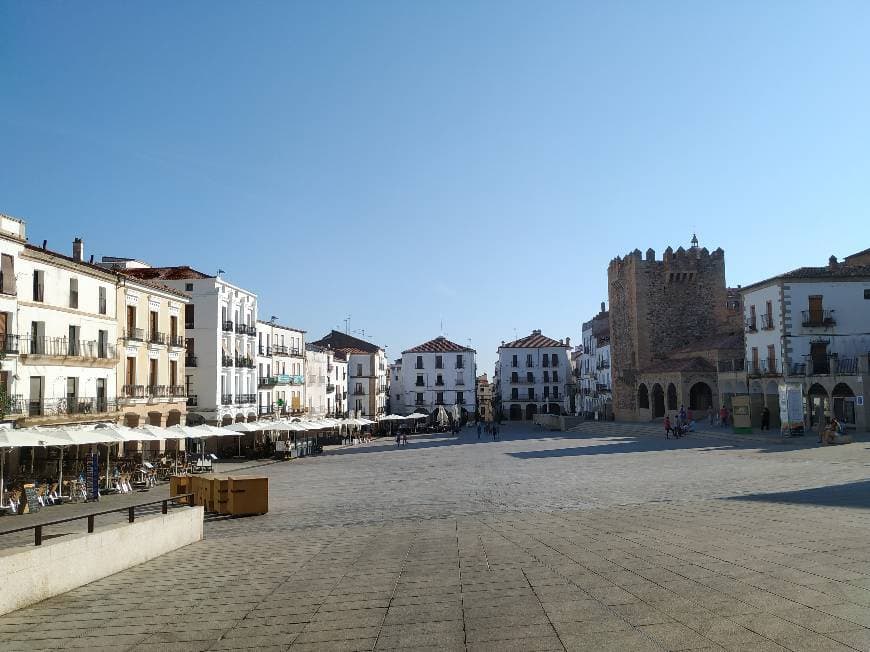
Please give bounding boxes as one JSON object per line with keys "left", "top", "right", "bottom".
{"left": 121, "top": 265, "right": 214, "bottom": 281}
{"left": 500, "top": 332, "right": 567, "bottom": 349}
{"left": 403, "top": 336, "right": 475, "bottom": 354}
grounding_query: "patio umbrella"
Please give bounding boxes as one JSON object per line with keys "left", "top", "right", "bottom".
{"left": 137, "top": 425, "right": 187, "bottom": 474}
{"left": 213, "top": 422, "right": 255, "bottom": 455}
{"left": 92, "top": 424, "right": 160, "bottom": 490}
{"left": 0, "top": 429, "right": 73, "bottom": 508}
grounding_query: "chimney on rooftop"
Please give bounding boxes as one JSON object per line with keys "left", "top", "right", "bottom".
{"left": 73, "top": 238, "right": 84, "bottom": 262}
{"left": 600, "top": 301, "right": 605, "bottom": 313}
{"left": 565, "top": 337, "right": 571, "bottom": 347}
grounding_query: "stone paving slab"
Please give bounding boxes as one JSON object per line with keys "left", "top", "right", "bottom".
{"left": 3, "top": 423, "right": 870, "bottom": 650}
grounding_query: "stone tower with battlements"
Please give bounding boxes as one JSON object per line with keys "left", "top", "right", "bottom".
{"left": 607, "top": 241, "right": 731, "bottom": 420}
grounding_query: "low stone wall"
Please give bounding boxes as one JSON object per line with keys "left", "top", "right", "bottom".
{"left": 0, "top": 506, "right": 203, "bottom": 616}
{"left": 532, "top": 415, "right": 586, "bottom": 431}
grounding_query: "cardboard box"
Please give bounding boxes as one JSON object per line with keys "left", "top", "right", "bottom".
{"left": 227, "top": 476, "right": 268, "bottom": 515}
{"left": 212, "top": 476, "right": 229, "bottom": 515}
{"left": 169, "top": 475, "right": 191, "bottom": 504}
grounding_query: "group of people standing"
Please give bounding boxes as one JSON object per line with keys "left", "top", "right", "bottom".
{"left": 477, "top": 422, "right": 500, "bottom": 441}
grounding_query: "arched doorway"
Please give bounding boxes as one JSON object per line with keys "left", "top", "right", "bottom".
{"left": 651, "top": 384, "right": 665, "bottom": 418}
{"left": 548, "top": 403, "right": 561, "bottom": 416}
{"left": 637, "top": 384, "right": 649, "bottom": 409}
{"left": 509, "top": 404, "right": 522, "bottom": 421}
{"left": 667, "top": 384, "right": 678, "bottom": 411}
{"left": 247, "top": 413, "right": 257, "bottom": 422}
{"left": 234, "top": 413, "right": 245, "bottom": 423}
{"left": 525, "top": 404, "right": 538, "bottom": 420}
{"left": 166, "top": 410, "right": 182, "bottom": 427}
{"left": 832, "top": 382, "right": 856, "bottom": 426}
{"left": 807, "top": 383, "right": 829, "bottom": 430}
{"left": 220, "top": 415, "right": 232, "bottom": 426}
{"left": 689, "top": 382, "right": 713, "bottom": 411}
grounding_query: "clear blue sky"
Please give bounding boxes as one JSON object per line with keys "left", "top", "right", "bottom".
{"left": 2, "top": 2, "right": 869, "bottom": 374}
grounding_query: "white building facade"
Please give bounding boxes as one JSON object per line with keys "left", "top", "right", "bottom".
{"left": 310, "top": 331, "right": 388, "bottom": 418}
{"left": 256, "top": 321, "right": 305, "bottom": 418}
{"left": 304, "top": 344, "right": 347, "bottom": 417}
{"left": 497, "top": 330, "right": 572, "bottom": 421}
{"left": 397, "top": 337, "right": 476, "bottom": 419}
{"left": 0, "top": 214, "right": 26, "bottom": 427}
{"left": 118, "top": 266, "right": 258, "bottom": 426}
{"left": 575, "top": 304, "right": 611, "bottom": 417}
{"left": 742, "top": 253, "right": 870, "bottom": 431}
{"left": 16, "top": 241, "right": 120, "bottom": 426}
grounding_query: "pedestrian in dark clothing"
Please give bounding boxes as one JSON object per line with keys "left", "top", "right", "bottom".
{"left": 477, "top": 423, "right": 481, "bottom": 439}
{"left": 761, "top": 406, "right": 770, "bottom": 431}
{"left": 664, "top": 415, "right": 671, "bottom": 439}
{"left": 402, "top": 432, "right": 408, "bottom": 445}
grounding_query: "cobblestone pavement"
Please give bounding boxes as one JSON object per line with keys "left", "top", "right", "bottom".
{"left": 3, "top": 422, "right": 870, "bottom": 651}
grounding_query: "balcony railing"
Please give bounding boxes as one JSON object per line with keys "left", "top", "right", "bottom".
{"left": 148, "top": 331, "right": 167, "bottom": 345}
{"left": 25, "top": 397, "right": 116, "bottom": 417}
{"left": 221, "top": 394, "right": 233, "bottom": 405}
{"left": 222, "top": 354, "right": 234, "bottom": 367}
{"left": 259, "top": 405, "right": 274, "bottom": 415}
{"left": 760, "top": 314, "right": 774, "bottom": 330}
{"left": 148, "top": 385, "right": 168, "bottom": 398}
{"left": 745, "top": 319, "right": 758, "bottom": 332}
{"left": 326, "top": 383, "right": 335, "bottom": 392}
{"left": 187, "top": 395, "right": 198, "bottom": 406}
{"left": 123, "top": 384, "right": 145, "bottom": 398}
{"left": 238, "top": 393, "right": 256, "bottom": 404}
{"left": 170, "top": 386, "right": 186, "bottom": 397}
{"left": 169, "top": 335, "right": 185, "bottom": 348}
{"left": 258, "top": 346, "right": 271, "bottom": 356}
{"left": 236, "top": 324, "right": 256, "bottom": 336}
{"left": 222, "top": 320, "right": 234, "bottom": 332}
{"left": 272, "top": 345, "right": 288, "bottom": 356}
{"left": 124, "top": 327, "right": 144, "bottom": 341}
{"left": 289, "top": 347, "right": 302, "bottom": 357}
{"left": 259, "top": 376, "right": 278, "bottom": 387}
{"left": 235, "top": 356, "right": 254, "bottom": 368}
{"left": 802, "top": 309, "right": 836, "bottom": 327}
{"left": 0, "top": 334, "right": 19, "bottom": 354}
{"left": 21, "top": 337, "right": 115, "bottom": 360}
{"left": 747, "top": 359, "right": 778, "bottom": 376}
{"left": 717, "top": 359, "right": 746, "bottom": 373}
{"left": 185, "top": 356, "right": 198, "bottom": 367}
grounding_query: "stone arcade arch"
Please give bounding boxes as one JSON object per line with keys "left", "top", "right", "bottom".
{"left": 832, "top": 382, "right": 856, "bottom": 425}
{"left": 689, "top": 382, "right": 713, "bottom": 412}
{"left": 638, "top": 384, "right": 649, "bottom": 409}
{"left": 525, "top": 404, "right": 538, "bottom": 420}
{"left": 509, "top": 404, "right": 522, "bottom": 421}
{"left": 667, "top": 383, "right": 678, "bottom": 411}
{"left": 807, "top": 383, "right": 829, "bottom": 430}
{"left": 651, "top": 384, "right": 665, "bottom": 418}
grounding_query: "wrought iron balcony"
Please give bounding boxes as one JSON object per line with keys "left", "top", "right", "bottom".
{"left": 222, "top": 354, "right": 234, "bottom": 367}
{"left": 272, "top": 344, "right": 289, "bottom": 356}
{"left": 187, "top": 395, "right": 198, "bottom": 406}
{"left": 259, "top": 376, "right": 279, "bottom": 387}
{"left": 258, "top": 346, "right": 271, "bottom": 356}
{"left": 222, "top": 320, "right": 234, "bottom": 332}
{"left": 26, "top": 397, "right": 116, "bottom": 417}
{"left": 326, "top": 383, "right": 335, "bottom": 392}
{"left": 221, "top": 393, "right": 233, "bottom": 405}
{"left": 185, "top": 356, "right": 198, "bottom": 367}
{"left": 124, "top": 328, "right": 144, "bottom": 341}
{"left": 148, "top": 385, "right": 168, "bottom": 398}
{"left": 22, "top": 337, "right": 116, "bottom": 360}
{"left": 170, "top": 386, "right": 186, "bottom": 397}
{"left": 170, "top": 335, "right": 185, "bottom": 347}
{"left": 235, "top": 355, "right": 254, "bottom": 368}
{"left": 0, "top": 334, "right": 19, "bottom": 354}
{"left": 123, "top": 384, "right": 145, "bottom": 398}
{"left": 802, "top": 309, "right": 836, "bottom": 328}
{"left": 760, "top": 314, "right": 774, "bottom": 330}
{"left": 238, "top": 393, "right": 257, "bottom": 404}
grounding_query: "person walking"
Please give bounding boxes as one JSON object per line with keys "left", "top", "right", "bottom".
{"left": 719, "top": 405, "right": 727, "bottom": 428}
{"left": 402, "top": 431, "right": 408, "bottom": 446}
{"left": 477, "top": 423, "right": 481, "bottom": 440}
{"left": 679, "top": 405, "right": 687, "bottom": 425}
{"left": 664, "top": 415, "right": 671, "bottom": 439}
{"left": 761, "top": 406, "right": 770, "bottom": 431}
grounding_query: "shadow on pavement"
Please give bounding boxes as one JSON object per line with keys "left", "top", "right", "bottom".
{"left": 726, "top": 480, "right": 870, "bottom": 509}
{"left": 507, "top": 437, "right": 735, "bottom": 459}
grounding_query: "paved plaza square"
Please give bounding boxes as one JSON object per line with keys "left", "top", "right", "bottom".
{"left": 3, "top": 423, "right": 870, "bottom": 651}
